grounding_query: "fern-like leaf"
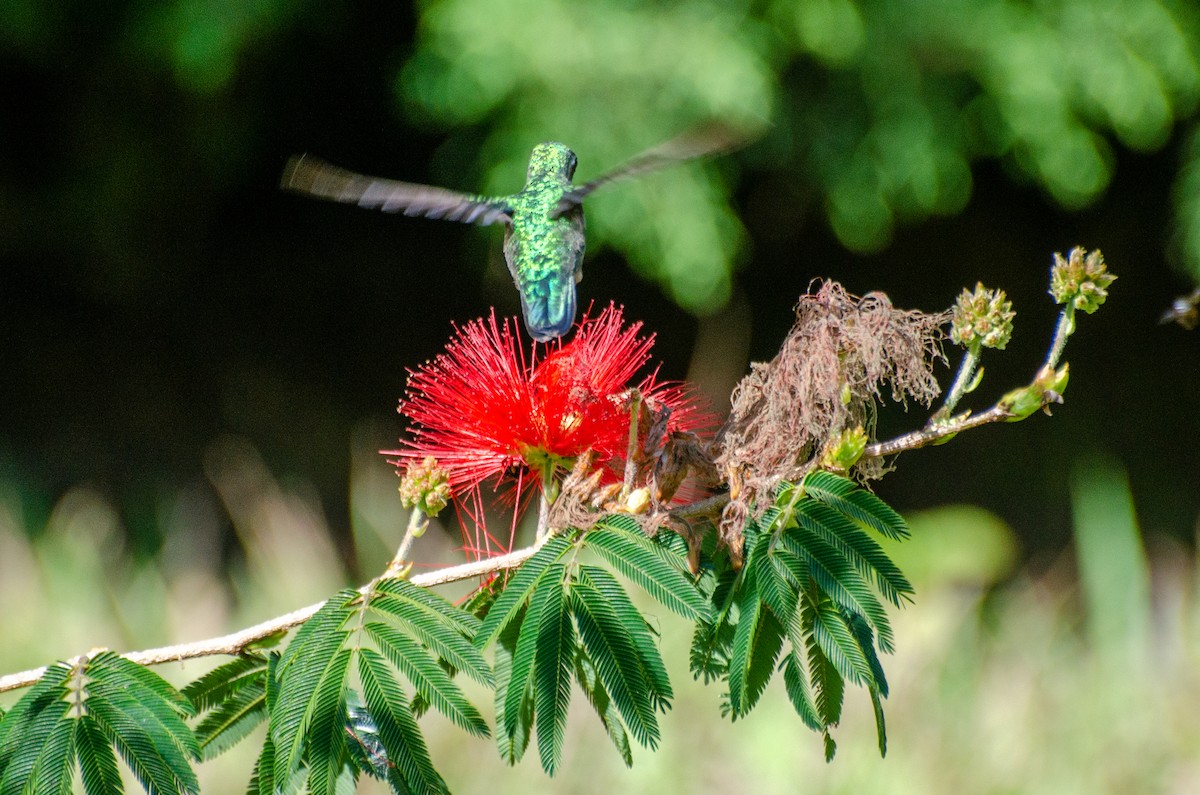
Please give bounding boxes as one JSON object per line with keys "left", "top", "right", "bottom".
{"left": 725, "top": 570, "right": 760, "bottom": 719}
{"left": 492, "top": 606, "right": 534, "bottom": 765}
{"left": 182, "top": 655, "right": 266, "bottom": 713}
{"left": 302, "top": 649, "right": 353, "bottom": 795}
{"left": 689, "top": 569, "right": 737, "bottom": 684}
{"left": 572, "top": 651, "right": 633, "bottom": 768}
{"left": 192, "top": 680, "right": 266, "bottom": 760}
{"left": 532, "top": 571, "right": 574, "bottom": 775}
{"left": 24, "top": 705, "right": 75, "bottom": 795}
{"left": 476, "top": 534, "right": 573, "bottom": 649}
{"left": 368, "top": 583, "right": 491, "bottom": 686}
{"left": 742, "top": 607, "right": 786, "bottom": 717}
{"left": 270, "top": 589, "right": 356, "bottom": 788}
{"left": 577, "top": 565, "right": 672, "bottom": 708}
{"left": 780, "top": 529, "right": 894, "bottom": 653}
{"left": 74, "top": 715, "right": 122, "bottom": 795}
{"left": 870, "top": 686, "right": 888, "bottom": 758}
{"left": 0, "top": 683, "right": 71, "bottom": 795}
{"left": 798, "top": 499, "right": 913, "bottom": 609}
{"left": 85, "top": 653, "right": 200, "bottom": 795}
{"left": 570, "top": 572, "right": 660, "bottom": 748}
{"left": 803, "top": 471, "right": 909, "bottom": 540}
{"left": 87, "top": 693, "right": 196, "bottom": 795}
{"left": 357, "top": 649, "right": 447, "bottom": 794}
{"left": 366, "top": 622, "right": 488, "bottom": 737}
{"left": 587, "top": 517, "right": 710, "bottom": 622}
{"left": 781, "top": 652, "right": 821, "bottom": 732}
{"left": 0, "top": 663, "right": 70, "bottom": 784}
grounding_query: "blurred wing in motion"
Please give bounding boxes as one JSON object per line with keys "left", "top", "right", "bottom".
{"left": 281, "top": 154, "right": 513, "bottom": 226}
{"left": 553, "top": 123, "right": 753, "bottom": 216}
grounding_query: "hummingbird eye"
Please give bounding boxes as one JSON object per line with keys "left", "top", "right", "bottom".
{"left": 566, "top": 152, "right": 577, "bottom": 179}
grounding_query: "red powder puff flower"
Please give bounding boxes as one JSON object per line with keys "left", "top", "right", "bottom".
{"left": 385, "top": 305, "right": 710, "bottom": 559}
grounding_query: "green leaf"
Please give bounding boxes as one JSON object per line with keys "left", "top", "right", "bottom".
{"left": 303, "top": 649, "right": 353, "bottom": 795}
{"left": 803, "top": 471, "right": 909, "bottom": 540}
{"left": 570, "top": 573, "right": 660, "bottom": 749}
{"left": 369, "top": 586, "right": 492, "bottom": 687}
{"left": 579, "top": 566, "right": 672, "bottom": 709}
{"left": 246, "top": 728, "right": 274, "bottom": 795}
{"left": 689, "top": 569, "right": 737, "bottom": 684}
{"left": 366, "top": 622, "right": 489, "bottom": 737}
{"left": 270, "top": 590, "right": 357, "bottom": 788}
{"left": 476, "top": 534, "right": 574, "bottom": 649}
{"left": 0, "top": 664, "right": 71, "bottom": 778}
{"left": 357, "top": 649, "right": 447, "bottom": 795}
{"left": 533, "top": 570, "right": 574, "bottom": 776}
{"left": 726, "top": 570, "right": 760, "bottom": 718}
{"left": 805, "top": 598, "right": 873, "bottom": 688}
{"left": 870, "top": 686, "right": 888, "bottom": 758}
{"left": 492, "top": 606, "right": 534, "bottom": 765}
{"left": 182, "top": 656, "right": 267, "bottom": 713}
{"left": 782, "top": 652, "right": 821, "bottom": 732}
{"left": 88, "top": 653, "right": 195, "bottom": 720}
{"left": 758, "top": 552, "right": 800, "bottom": 626}
{"left": 798, "top": 499, "right": 913, "bottom": 609}
{"left": 587, "top": 518, "right": 710, "bottom": 622}
{"left": 374, "top": 578, "right": 482, "bottom": 637}
{"left": 87, "top": 693, "right": 198, "bottom": 795}
{"left": 75, "top": 715, "right": 123, "bottom": 795}
{"left": 83, "top": 653, "right": 200, "bottom": 795}
{"left": 343, "top": 690, "right": 386, "bottom": 781}
{"left": 24, "top": 705, "right": 75, "bottom": 795}
{"left": 0, "top": 683, "right": 71, "bottom": 795}
{"left": 192, "top": 680, "right": 266, "bottom": 760}
{"left": 844, "top": 609, "right": 889, "bottom": 696}
{"left": 573, "top": 651, "right": 633, "bottom": 768}
{"left": 742, "top": 607, "right": 786, "bottom": 717}
{"left": 246, "top": 655, "right": 280, "bottom": 795}
{"left": 799, "top": 595, "right": 844, "bottom": 762}
{"left": 780, "top": 528, "right": 894, "bottom": 653}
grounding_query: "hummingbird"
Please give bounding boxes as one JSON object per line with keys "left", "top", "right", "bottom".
{"left": 281, "top": 126, "right": 744, "bottom": 341}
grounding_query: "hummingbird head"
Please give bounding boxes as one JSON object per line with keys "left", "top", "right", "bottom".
{"left": 527, "top": 143, "right": 578, "bottom": 183}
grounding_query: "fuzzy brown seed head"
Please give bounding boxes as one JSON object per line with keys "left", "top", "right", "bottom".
{"left": 950, "top": 282, "right": 1015, "bottom": 350}
{"left": 715, "top": 281, "right": 947, "bottom": 548}
{"left": 1050, "top": 247, "right": 1115, "bottom": 314}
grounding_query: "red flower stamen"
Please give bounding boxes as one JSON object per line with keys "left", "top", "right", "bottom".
{"left": 385, "top": 304, "right": 709, "bottom": 559}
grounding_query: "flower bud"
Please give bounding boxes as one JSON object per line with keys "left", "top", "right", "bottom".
{"left": 950, "top": 283, "right": 1015, "bottom": 350}
{"left": 399, "top": 456, "right": 451, "bottom": 517}
{"left": 821, "top": 426, "right": 868, "bottom": 471}
{"left": 1049, "top": 247, "right": 1115, "bottom": 313}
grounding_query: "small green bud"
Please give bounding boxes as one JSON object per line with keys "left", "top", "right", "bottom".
{"left": 999, "top": 364, "right": 1068, "bottom": 421}
{"left": 950, "top": 283, "right": 1015, "bottom": 350}
{"left": 821, "top": 426, "right": 868, "bottom": 471}
{"left": 399, "top": 456, "right": 451, "bottom": 517}
{"left": 623, "top": 487, "right": 651, "bottom": 515}
{"left": 1049, "top": 247, "right": 1115, "bottom": 313}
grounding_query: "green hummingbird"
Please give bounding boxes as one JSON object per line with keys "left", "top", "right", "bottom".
{"left": 281, "top": 126, "right": 743, "bottom": 341}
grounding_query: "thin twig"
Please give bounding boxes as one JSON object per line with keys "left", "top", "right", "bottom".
{"left": 863, "top": 405, "right": 1011, "bottom": 458}
{"left": 0, "top": 540, "right": 544, "bottom": 694}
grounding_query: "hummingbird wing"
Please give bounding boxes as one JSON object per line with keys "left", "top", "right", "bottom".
{"left": 552, "top": 123, "right": 749, "bottom": 217}
{"left": 282, "top": 154, "right": 513, "bottom": 225}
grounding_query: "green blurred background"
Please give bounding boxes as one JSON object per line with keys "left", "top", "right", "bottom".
{"left": 4, "top": 0, "right": 1200, "bottom": 790}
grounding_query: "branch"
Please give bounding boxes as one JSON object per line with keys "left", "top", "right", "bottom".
{"left": 0, "top": 540, "right": 543, "bottom": 694}
{"left": 863, "top": 404, "right": 1011, "bottom": 458}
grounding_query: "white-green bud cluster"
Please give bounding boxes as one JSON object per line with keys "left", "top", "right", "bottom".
{"left": 950, "top": 282, "right": 1015, "bottom": 349}
{"left": 1050, "top": 247, "right": 1115, "bottom": 314}
{"left": 399, "top": 456, "right": 451, "bottom": 517}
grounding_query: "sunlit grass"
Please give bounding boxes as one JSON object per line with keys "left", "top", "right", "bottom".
{"left": 3, "top": 443, "right": 1198, "bottom": 793}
